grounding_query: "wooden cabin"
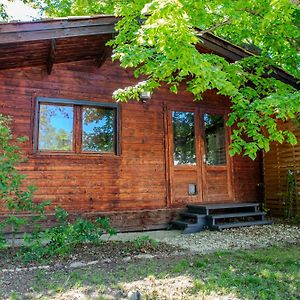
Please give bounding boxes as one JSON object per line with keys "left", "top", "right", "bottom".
{"left": 0, "top": 16, "right": 298, "bottom": 230}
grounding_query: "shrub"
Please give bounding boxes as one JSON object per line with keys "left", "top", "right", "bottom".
{"left": 0, "top": 114, "right": 49, "bottom": 249}
{"left": 132, "top": 235, "right": 159, "bottom": 252}
{"left": 283, "top": 170, "right": 297, "bottom": 219}
{"left": 20, "top": 207, "right": 116, "bottom": 262}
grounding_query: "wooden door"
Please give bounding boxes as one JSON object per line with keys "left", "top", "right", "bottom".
{"left": 200, "top": 109, "right": 233, "bottom": 202}
{"left": 167, "top": 106, "right": 233, "bottom": 206}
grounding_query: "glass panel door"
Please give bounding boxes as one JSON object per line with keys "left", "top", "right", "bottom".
{"left": 167, "top": 107, "right": 233, "bottom": 206}
{"left": 168, "top": 109, "right": 202, "bottom": 205}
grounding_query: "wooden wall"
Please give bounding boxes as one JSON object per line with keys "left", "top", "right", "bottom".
{"left": 264, "top": 125, "right": 300, "bottom": 216}
{"left": 0, "top": 58, "right": 263, "bottom": 229}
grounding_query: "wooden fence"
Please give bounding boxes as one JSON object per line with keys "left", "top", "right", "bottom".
{"left": 264, "top": 124, "right": 300, "bottom": 216}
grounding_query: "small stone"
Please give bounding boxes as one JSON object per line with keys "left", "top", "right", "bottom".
{"left": 69, "top": 261, "right": 86, "bottom": 268}
{"left": 86, "top": 260, "right": 98, "bottom": 266}
{"left": 134, "top": 254, "right": 154, "bottom": 259}
{"left": 128, "top": 290, "right": 142, "bottom": 300}
{"left": 102, "top": 258, "right": 112, "bottom": 264}
{"left": 123, "top": 256, "right": 132, "bottom": 262}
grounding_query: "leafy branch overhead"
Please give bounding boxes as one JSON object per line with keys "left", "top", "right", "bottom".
{"left": 17, "top": 1, "right": 300, "bottom": 158}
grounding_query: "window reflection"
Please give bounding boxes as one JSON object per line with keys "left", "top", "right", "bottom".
{"left": 172, "top": 111, "right": 196, "bottom": 165}
{"left": 82, "top": 107, "right": 115, "bottom": 152}
{"left": 38, "top": 104, "right": 73, "bottom": 151}
{"left": 204, "top": 114, "right": 226, "bottom": 165}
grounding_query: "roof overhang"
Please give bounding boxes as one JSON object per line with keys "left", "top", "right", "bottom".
{"left": 0, "top": 15, "right": 298, "bottom": 89}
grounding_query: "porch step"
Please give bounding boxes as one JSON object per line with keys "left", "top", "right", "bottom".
{"left": 171, "top": 220, "right": 206, "bottom": 234}
{"left": 180, "top": 212, "right": 207, "bottom": 221}
{"left": 211, "top": 220, "right": 273, "bottom": 231}
{"left": 209, "top": 211, "right": 266, "bottom": 220}
{"left": 207, "top": 211, "right": 266, "bottom": 220}
{"left": 187, "top": 202, "right": 260, "bottom": 215}
{"left": 171, "top": 202, "right": 272, "bottom": 233}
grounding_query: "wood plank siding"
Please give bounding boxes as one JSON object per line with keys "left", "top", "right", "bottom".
{"left": 264, "top": 125, "right": 300, "bottom": 216}
{"left": 0, "top": 58, "right": 262, "bottom": 229}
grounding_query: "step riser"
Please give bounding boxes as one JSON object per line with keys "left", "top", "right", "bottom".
{"left": 207, "top": 207, "right": 259, "bottom": 215}
{"left": 187, "top": 207, "right": 208, "bottom": 215}
{"left": 209, "top": 212, "right": 266, "bottom": 219}
{"left": 180, "top": 213, "right": 207, "bottom": 223}
{"left": 209, "top": 215, "right": 265, "bottom": 226}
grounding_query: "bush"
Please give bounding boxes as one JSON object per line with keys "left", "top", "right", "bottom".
{"left": 20, "top": 207, "right": 116, "bottom": 262}
{"left": 132, "top": 235, "right": 159, "bottom": 252}
{"left": 283, "top": 170, "right": 297, "bottom": 219}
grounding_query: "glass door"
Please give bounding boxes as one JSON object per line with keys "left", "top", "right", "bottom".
{"left": 167, "top": 106, "right": 233, "bottom": 206}
{"left": 167, "top": 108, "right": 203, "bottom": 205}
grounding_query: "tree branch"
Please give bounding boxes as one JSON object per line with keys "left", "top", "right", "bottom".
{"left": 195, "top": 19, "right": 231, "bottom": 35}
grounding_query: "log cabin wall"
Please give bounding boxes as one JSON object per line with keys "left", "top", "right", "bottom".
{"left": 0, "top": 58, "right": 262, "bottom": 230}
{"left": 264, "top": 125, "right": 300, "bottom": 216}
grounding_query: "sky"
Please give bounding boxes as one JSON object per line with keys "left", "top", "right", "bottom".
{"left": 2, "top": 0, "right": 41, "bottom": 21}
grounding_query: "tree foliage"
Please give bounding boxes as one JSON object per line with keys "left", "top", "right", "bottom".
{"left": 13, "top": 1, "right": 300, "bottom": 157}
{"left": 0, "top": 114, "right": 50, "bottom": 248}
{"left": 0, "top": 3, "right": 9, "bottom": 21}
{"left": 0, "top": 115, "right": 36, "bottom": 212}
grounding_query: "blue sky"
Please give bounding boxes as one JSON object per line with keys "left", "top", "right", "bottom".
{"left": 2, "top": 0, "right": 41, "bottom": 21}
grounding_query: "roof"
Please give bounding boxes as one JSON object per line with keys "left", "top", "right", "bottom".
{"left": 0, "top": 15, "right": 298, "bottom": 89}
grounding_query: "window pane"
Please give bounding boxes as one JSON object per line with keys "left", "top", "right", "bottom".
{"left": 38, "top": 104, "right": 73, "bottom": 151}
{"left": 204, "top": 113, "right": 226, "bottom": 165}
{"left": 172, "top": 111, "right": 196, "bottom": 165}
{"left": 82, "top": 107, "right": 115, "bottom": 152}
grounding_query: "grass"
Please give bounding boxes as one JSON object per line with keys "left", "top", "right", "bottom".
{"left": 188, "top": 246, "right": 300, "bottom": 299}
{"left": 5, "top": 244, "right": 300, "bottom": 300}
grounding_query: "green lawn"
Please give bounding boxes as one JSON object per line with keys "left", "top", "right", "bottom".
{"left": 6, "top": 244, "right": 300, "bottom": 300}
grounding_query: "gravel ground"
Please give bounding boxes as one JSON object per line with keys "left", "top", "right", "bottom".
{"left": 110, "top": 223, "right": 300, "bottom": 253}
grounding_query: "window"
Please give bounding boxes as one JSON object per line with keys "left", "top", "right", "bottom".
{"left": 34, "top": 97, "right": 118, "bottom": 154}
{"left": 204, "top": 113, "right": 226, "bottom": 165}
{"left": 172, "top": 111, "right": 196, "bottom": 165}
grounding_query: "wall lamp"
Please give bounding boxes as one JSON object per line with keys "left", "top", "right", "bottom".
{"left": 140, "top": 90, "right": 152, "bottom": 103}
